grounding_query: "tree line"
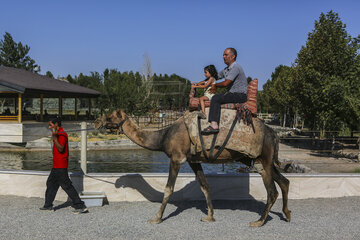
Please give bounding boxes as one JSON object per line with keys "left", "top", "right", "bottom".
{"left": 257, "top": 11, "right": 360, "bottom": 136}
{"left": 0, "top": 32, "right": 192, "bottom": 115}
{"left": 65, "top": 70, "right": 192, "bottom": 115}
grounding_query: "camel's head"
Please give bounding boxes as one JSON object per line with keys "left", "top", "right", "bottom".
{"left": 94, "top": 109, "right": 127, "bottom": 133}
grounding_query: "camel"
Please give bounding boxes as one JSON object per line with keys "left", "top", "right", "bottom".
{"left": 95, "top": 109, "right": 291, "bottom": 227}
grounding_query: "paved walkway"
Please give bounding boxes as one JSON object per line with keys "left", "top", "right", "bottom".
{"left": 1, "top": 195, "right": 359, "bottom": 240}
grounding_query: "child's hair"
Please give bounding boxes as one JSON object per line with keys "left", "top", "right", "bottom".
{"left": 204, "top": 65, "right": 218, "bottom": 80}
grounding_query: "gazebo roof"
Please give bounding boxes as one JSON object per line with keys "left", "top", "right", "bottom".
{"left": 0, "top": 66, "right": 101, "bottom": 97}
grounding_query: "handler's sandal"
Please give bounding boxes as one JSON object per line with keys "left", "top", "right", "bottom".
{"left": 72, "top": 208, "right": 89, "bottom": 214}
{"left": 39, "top": 206, "right": 53, "bottom": 211}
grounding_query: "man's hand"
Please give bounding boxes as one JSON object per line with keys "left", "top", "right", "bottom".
{"left": 52, "top": 128, "right": 58, "bottom": 140}
{"left": 209, "top": 84, "right": 216, "bottom": 94}
{"left": 48, "top": 121, "right": 64, "bottom": 153}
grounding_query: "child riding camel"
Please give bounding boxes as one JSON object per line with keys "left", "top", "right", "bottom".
{"left": 191, "top": 65, "right": 218, "bottom": 117}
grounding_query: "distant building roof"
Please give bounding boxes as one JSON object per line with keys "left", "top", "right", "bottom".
{"left": 0, "top": 66, "right": 101, "bottom": 97}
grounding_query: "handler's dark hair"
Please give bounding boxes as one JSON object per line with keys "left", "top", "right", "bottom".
{"left": 204, "top": 64, "right": 218, "bottom": 80}
{"left": 51, "top": 116, "right": 62, "bottom": 127}
{"left": 227, "top": 47, "right": 237, "bottom": 60}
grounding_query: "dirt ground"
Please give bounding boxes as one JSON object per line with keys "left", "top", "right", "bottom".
{"left": 278, "top": 142, "right": 360, "bottom": 173}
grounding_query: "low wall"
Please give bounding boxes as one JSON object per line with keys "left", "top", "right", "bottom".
{"left": 0, "top": 123, "right": 23, "bottom": 142}
{"left": 1, "top": 170, "right": 360, "bottom": 202}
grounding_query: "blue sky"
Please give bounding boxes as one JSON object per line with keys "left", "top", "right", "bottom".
{"left": 1, "top": 0, "right": 359, "bottom": 89}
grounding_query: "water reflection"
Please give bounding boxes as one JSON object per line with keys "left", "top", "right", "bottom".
{"left": 0, "top": 149, "right": 245, "bottom": 174}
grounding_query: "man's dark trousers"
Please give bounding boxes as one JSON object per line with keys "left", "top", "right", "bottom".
{"left": 44, "top": 168, "right": 85, "bottom": 209}
{"left": 208, "top": 92, "right": 247, "bottom": 123}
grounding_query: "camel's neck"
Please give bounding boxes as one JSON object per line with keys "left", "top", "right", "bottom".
{"left": 122, "top": 118, "right": 167, "bottom": 151}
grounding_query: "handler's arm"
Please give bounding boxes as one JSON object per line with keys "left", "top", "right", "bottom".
{"left": 53, "top": 134, "right": 65, "bottom": 153}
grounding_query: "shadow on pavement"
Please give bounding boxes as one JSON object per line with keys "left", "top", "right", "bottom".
{"left": 114, "top": 174, "right": 285, "bottom": 224}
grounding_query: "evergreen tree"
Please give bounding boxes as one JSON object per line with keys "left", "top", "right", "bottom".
{"left": 0, "top": 32, "right": 40, "bottom": 72}
{"left": 66, "top": 74, "right": 75, "bottom": 84}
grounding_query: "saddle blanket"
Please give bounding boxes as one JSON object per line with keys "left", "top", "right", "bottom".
{"left": 184, "top": 108, "right": 265, "bottom": 158}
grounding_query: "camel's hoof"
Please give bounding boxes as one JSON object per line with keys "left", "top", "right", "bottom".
{"left": 148, "top": 218, "right": 162, "bottom": 224}
{"left": 284, "top": 210, "right": 291, "bottom": 222}
{"left": 201, "top": 216, "right": 215, "bottom": 222}
{"left": 249, "top": 220, "right": 265, "bottom": 227}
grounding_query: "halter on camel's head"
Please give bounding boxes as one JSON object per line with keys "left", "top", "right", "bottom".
{"left": 95, "top": 109, "right": 128, "bottom": 132}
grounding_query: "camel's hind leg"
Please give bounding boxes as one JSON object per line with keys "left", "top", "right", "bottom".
{"left": 188, "top": 162, "right": 215, "bottom": 222}
{"left": 148, "top": 159, "right": 180, "bottom": 224}
{"left": 272, "top": 166, "right": 291, "bottom": 222}
{"left": 250, "top": 162, "right": 279, "bottom": 227}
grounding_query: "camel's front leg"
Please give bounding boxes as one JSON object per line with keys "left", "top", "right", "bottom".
{"left": 148, "top": 160, "right": 180, "bottom": 224}
{"left": 188, "top": 162, "right": 215, "bottom": 222}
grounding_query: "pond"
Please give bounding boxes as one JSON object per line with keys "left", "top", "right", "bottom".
{"left": 0, "top": 149, "right": 246, "bottom": 174}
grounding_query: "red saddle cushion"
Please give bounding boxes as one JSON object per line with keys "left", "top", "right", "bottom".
{"left": 189, "top": 78, "right": 258, "bottom": 114}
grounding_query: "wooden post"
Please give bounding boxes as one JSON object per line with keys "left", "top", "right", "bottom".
{"left": 18, "top": 93, "right": 22, "bottom": 123}
{"left": 283, "top": 108, "right": 286, "bottom": 128}
{"left": 81, "top": 122, "right": 87, "bottom": 174}
{"left": 75, "top": 98, "right": 78, "bottom": 121}
{"left": 358, "top": 137, "right": 360, "bottom": 162}
{"left": 14, "top": 96, "right": 17, "bottom": 117}
{"left": 40, "top": 94, "right": 43, "bottom": 121}
{"left": 58, "top": 96, "right": 62, "bottom": 117}
{"left": 88, "top": 98, "right": 91, "bottom": 119}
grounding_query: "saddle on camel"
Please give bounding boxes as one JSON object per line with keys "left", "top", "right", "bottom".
{"left": 186, "top": 78, "right": 259, "bottom": 162}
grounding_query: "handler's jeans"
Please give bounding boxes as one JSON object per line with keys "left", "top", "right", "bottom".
{"left": 208, "top": 92, "right": 247, "bottom": 124}
{"left": 44, "top": 168, "right": 85, "bottom": 209}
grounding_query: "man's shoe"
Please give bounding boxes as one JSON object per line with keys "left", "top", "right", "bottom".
{"left": 39, "top": 206, "right": 53, "bottom": 211}
{"left": 72, "top": 208, "right": 89, "bottom": 214}
{"left": 201, "top": 126, "right": 219, "bottom": 135}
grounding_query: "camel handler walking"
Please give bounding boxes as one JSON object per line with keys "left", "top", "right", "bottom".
{"left": 40, "top": 116, "right": 88, "bottom": 214}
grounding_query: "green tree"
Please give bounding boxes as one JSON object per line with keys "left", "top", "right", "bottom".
{"left": 72, "top": 71, "right": 106, "bottom": 114}
{"left": 76, "top": 72, "right": 103, "bottom": 91}
{"left": 66, "top": 68, "right": 191, "bottom": 115}
{"left": 0, "top": 32, "right": 40, "bottom": 72}
{"left": 45, "top": 71, "right": 54, "bottom": 78}
{"left": 294, "top": 11, "right": 360, "bottom": 136}
{"left": 66, "top": 74, "right": 75, "bottom": 83}
{"left": 257, "top": 65, "right": 298, "bottom": 126}
{"left": 269, "top": 66, "right": 298, "bottom": 126}
{"left": 151, "top": 73, "right": 191, "bottom": 110}
{"left": 257, "top": 80, "right": 274, "bottom": 113}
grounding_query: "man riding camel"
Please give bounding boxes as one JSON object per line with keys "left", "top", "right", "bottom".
{"left": 202, "top": 47, "right": 248, "bottom": 134}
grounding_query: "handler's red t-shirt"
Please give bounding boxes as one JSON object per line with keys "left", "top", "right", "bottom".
{"left": 52, "top": 127, "right": 69, "bottom": 168}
